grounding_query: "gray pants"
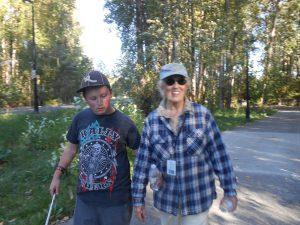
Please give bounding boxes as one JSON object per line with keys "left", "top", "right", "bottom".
{"left": 73, "top": 197, "right": 132, "bottom": 225}
{"left": 159, "top": 210, "right": 208, "bottom": 225}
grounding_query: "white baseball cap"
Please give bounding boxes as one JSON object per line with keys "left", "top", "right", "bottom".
{"left": 159, "top": 63, "right": 188, "bottom": 80}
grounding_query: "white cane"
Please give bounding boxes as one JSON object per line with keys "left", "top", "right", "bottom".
{"left": 44, "top": 194, "right": 56, "bottom": 225}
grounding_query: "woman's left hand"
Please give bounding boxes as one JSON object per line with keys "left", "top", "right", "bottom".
{"left": 220, "top": 196, "right": 238, "bottom": 212}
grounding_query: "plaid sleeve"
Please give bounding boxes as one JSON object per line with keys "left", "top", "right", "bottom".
{"left": 131, "top": 118, "right": 152, "bottom": 206}
{"left": 205, "top": 111, "right": 237, "bottom": 197}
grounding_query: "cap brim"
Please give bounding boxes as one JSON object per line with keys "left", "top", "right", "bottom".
{"left": 160, "top": 73, "right": 188, "bottom": 80}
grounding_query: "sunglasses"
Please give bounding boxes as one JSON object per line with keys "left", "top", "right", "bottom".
{"left": 164, "top": 76, "right": 187, "bottom": 86}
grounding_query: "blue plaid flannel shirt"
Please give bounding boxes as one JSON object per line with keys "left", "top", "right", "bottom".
{"left": 132, "top": 101, "right": 237, "bottom": 216}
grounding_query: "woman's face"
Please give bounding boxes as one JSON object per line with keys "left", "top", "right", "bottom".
{"left": 162, "top": 75, "right": 188, "bottom": 104}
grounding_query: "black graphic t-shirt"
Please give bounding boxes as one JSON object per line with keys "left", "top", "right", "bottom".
{"left": 66, "top": 108, "right": 140, "bottom": 206}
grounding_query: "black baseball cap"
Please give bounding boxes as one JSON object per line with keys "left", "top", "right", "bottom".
{"left": 77, "top": 70, "right": 111, "bottom": 93}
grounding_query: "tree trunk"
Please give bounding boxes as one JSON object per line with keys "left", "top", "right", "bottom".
{"left": 225, "top": 0, "right": 239, "bottom": 109}
{"left": 161, "top": 0, "right": 171, "bottom": 64}
{"left": 195, "top": 56, "right": 202, "bottom": 101}
{"left": 135, "top": 0, "right": 144, "bottom": 69}
{"left": 141, "top": 1, "right": 152, "bottom": 70}
{"left": 189, "top": 0, "right": 196, "bottom": 100}
{"left": 262, "top": 0, "right": 280, "bottom": 104}
{"left": 219, "top": 54, "right": 225, "bottom": 109}
{"left": 287, "top": 55, "right": 293, "bottom": 77}
{"left": 199, "top": 62, "right": 206, "bottom": 103}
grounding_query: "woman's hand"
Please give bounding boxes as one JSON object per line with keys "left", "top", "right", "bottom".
{"left": 134, "top": 206, "right": 146, "bottom": 223}
{"left": 220, "top": 196, "right": 238, "bottom": 212}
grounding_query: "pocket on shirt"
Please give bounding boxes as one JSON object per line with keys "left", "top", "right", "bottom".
{"left": 152, "top": 138, "right": 172, "bottom": 161}
{"left": 185, "top": 129, "right": 207, "bottom": 156}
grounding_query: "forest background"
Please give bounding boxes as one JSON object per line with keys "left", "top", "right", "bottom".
{"left": 0, "top": 0, "right": 299, "bottom": 113}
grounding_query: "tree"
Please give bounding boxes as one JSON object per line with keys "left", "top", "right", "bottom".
{"left": 0, "top": 0, "right": 92, "bottom": 107}
{"left": 104, "top": 0, "right": 300, "bottom": 112}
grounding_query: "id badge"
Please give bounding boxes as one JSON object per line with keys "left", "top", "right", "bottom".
{"left": 167, "top": 160, "right": 176, "bottom": 176}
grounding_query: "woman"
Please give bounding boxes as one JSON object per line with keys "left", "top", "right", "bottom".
{"left": 132, "top": 63, "right": 238, "bottom": 225}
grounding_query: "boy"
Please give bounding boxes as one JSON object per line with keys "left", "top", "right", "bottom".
{"left": 49, "top": 70, "right": 140, "bottom": 225}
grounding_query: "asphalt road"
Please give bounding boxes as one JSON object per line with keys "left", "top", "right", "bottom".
{"left": 209, "top": 110, "right": 300, "bottom": 225}
{"left": 58, "top": 110, "right": 300, "bottom": 225}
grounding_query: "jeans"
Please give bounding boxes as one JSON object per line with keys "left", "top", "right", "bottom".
{"left": 73, "top": 197, "right": 132, "bottom": 225}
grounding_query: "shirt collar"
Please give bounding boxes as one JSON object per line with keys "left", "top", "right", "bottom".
{"left": 157, "top": 99, "right": 194, "bottom": 118}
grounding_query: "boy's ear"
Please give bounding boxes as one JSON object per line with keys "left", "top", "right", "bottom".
{"left": 109, "top": 89, "right": 113, "bottom": 96}
{"left": 81, "top": 93, "right": 86, "bottom": 100}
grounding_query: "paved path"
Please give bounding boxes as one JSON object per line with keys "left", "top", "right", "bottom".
{"left": 58, "top": 110, "right": 300, "bottom": 225}
{"left": 209, "top": 110, "right": 300, "bottom": 225}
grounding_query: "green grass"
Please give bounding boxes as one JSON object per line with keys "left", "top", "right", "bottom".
{"left": 214, "top": 107, "right": 276, "bottom": 131}
{"left": 0, "top": 114, "right": 27, "bottom": 148}
{"left": 0, "top": 109, "right": 78, "bottom": 225}
{"left": 0, "top": 107, "right": 276, "bottom": 225}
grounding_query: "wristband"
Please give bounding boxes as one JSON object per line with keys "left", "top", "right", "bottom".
{"left": 56, "top": 165, "right": 66, "bottom": 173}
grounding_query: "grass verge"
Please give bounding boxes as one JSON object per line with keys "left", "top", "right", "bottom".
{"left": 214, "top": 107, "right": 276, "bottom": 131}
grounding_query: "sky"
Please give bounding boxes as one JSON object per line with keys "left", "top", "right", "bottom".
{"left": 250, "top": 42, "right": 264, "bottom": 77}
{"left": 75, "top": 0, "right": 121, "bottom": 73}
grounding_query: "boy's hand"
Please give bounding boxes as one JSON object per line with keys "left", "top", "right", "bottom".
{"left": 49, "top": 176, "right": 60, "bottom": 196}
{"left": 49, "top": 142, "right": 77, "bottom": 196}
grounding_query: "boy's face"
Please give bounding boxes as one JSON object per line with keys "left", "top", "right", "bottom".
{"left": 84, "top": 86, "right": 113, "bottom": 115}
